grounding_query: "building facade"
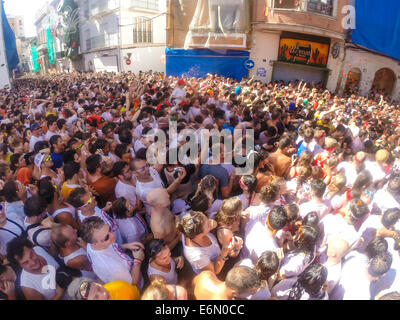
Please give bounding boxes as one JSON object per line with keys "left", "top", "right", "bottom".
{"left": 78, "top": 0, "right": 166, "bottom": 73}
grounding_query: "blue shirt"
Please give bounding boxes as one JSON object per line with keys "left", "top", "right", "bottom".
{"left": 51, "top": 152, "right": 64, "bottom": 171}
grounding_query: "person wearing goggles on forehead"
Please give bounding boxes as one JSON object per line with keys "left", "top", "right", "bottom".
{"left": 34, "top": 153, "right": 63, "bottom": 190}
{"left": 79, "top": 217, "right": 145, "bottom": 290}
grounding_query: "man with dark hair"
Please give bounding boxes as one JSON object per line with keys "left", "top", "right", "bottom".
{"left": 6, "top": 237, "right": 63, "bottom": 300}
{"left": 268, "top": 136, "right": 295, "bottom": 178}
{"left": 79, "top": 217, "right": 144, "bottom": 290}
{"left": 193, "top": 266, "right": 261, "bottom": 300}
{"left": 45, "top": 118, "right": 60, "bottom": 141}
{"left": 86, "top": 154, "right": 117, "bottom": 204}
{"left": 245, "top": 206, "right": 287, "bottom": 264}
{"left": 61, "top": 161, "right": 81, "bottom": 201}
{"left": 113, "top": 161, "right": 140, "bottom": 209}
{"left": 299, "top": 178, "right": 331, "bottom": 220}
{"left": 50, "top": 135, "right": 65, "bottom": 170}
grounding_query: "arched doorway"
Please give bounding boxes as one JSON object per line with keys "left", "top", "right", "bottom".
{"left": 344, "top": 68, "right": 361, "bottom": 94}
{"left": 371, "top": 68, "right": 396, "bottom": 96}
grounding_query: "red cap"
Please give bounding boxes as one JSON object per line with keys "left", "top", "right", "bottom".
{"left": 178, "top": 80, "right": 185, "bottom": 86}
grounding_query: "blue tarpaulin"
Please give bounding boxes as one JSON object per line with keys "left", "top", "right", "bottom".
{"left": 1, "top": 0, "right": 19, "bottom": 72}
{"left": 352, "top": 0, "right": 400, "bottom": 61}
{"left": 166, "top": 48, "right": 250, "bottom": 81}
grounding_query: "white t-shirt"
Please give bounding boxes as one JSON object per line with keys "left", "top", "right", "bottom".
{"left": 135, "top": 167, "right": 164, "bottom": 217}
{"left": 357, "top": 214, "right": 382, "bottom": 253}
{"left": 0, "top": 219, "right": 23, "bottom": 255}
{"left": 171, "top": 87, "right": 186, "bottom": 105}
{"left": 182, "top": 233, "right": 221, "bottom": 275}
{"left": 115, "top": 215, "right": 147, "bottom": 244}
{"left": 271, "top": 277, "right": 298, "bottom": 300}
{"left": 370, "top": 189, "right": 399, "bottom": 215}
{"left": 330, "top": 251, "right": 371, "bottom": 300}
{"left": 364, "top": 161, "right": 386, "bottom": 184}
{"left": 299, "top": 199, "right": 331, "bottom": 220}
{"left": 44, "top": 130, "right": 58, "bottom": 141}
{"left": 29, "top": 135, "right": 45, "bottom": 151}
{"left": 115, "top": 180, "right": 137, "bottom": 207}
{"left": 319, "top": 214, "right": 361, "bottom": 253}
{"left": 324, "top": 262, "right": 342, "bottom": 296}
{"left": 279, "top": 251, "right": 313, "bottom": 279}
{"left": 86, "top": 243, "right": 134, "bottom": 285}
{"left": 244, "top": 220, "right": 278, "bottom": 264}
{"left": 20, "top": 246, "right": 60, "bottom": 300}
{"left": 337, "top": 161, "right": 358, "bottom": 189}
{"left": 147, "top": 259, "right": 178, "bottom": 285}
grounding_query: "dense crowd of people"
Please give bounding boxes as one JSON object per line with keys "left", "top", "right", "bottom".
{"left": 0, "top": 70, "right": 399, "bottom": 300}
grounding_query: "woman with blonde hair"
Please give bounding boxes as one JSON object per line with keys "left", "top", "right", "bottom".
{"left": 141, "top": 278, "right": 188, "bottom": 300}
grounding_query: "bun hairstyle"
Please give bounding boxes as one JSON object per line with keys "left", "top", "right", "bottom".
{"left": 176, "top": 211, "right": 206, "bottom": 239}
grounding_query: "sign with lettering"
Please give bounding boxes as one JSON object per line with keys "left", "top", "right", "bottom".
{"left": 278, "top": 38, "right": 330, "bottom": 68}
{"left": 257, "top": 68, "right": 266, "bottom": 77}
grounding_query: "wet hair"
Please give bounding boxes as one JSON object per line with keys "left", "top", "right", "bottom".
{"left": 368, "top": 252, "right": 392, "bottom": 278}
{"left": 268, "top": 206, "right": 288, "bottom": 230}
{"left": 67, "top": 277, "right": 97, "bottom": 300}
{"left": 187, "top": 193, "right": 210, "bottom": 213}
{"left": 365, "top": 237, "right": 388, "bottom": 259}
{"left": 85, "top": 154, "right": 101, "bottom": 174}
{"left": 353, "top": 170, "right": 372, "bottom": 190}
{"left": 348, "top": 199, "right": 369, "bottom": 222}
{"left": 302, "top": 211, "right": 319, "bottom": 228}
{"left": 259, "top": 184, "right": 279, "bottom": 204}
{"left": 382, "top": 208, "right": 400, "bottom": 229}
{"left": 288, "top": 263, "right": 328, "bottom": 300}
{"left": 64, "top": 161, "right": 81, "bottom": 180}
{"left": 38, "top": 178, "right": 56, "bottom": 204}
{"left": 215, "top": 197, "right": 242, "bottom": 227}
{"left": 79, "top": 216, "right": 105, "bottom": 244}
{"left": 255, "top": 251, "right": 280, "bottom": 280}
{"left": 176, "top": 211, "right": 207, "bottom": 239}
{"left": 278, "top": 137, "right": 292, "bottom": 150}
{"left": 294, "top": 225, "right": 320, "bottom": 256}
{"left": 311, "top": 179, "right": 326, "bottom": 198}
{"left": 67, "top": 187, "right": 86, "bottom": 209}
{"left": 283, "top": 203, "right": 299, "bottom": 222}
{"left": 23, "top": 195, "right": 48, "bottom": 218}
{"left": 6, "top": 237, "right": 34, "bottom": 267}
{"left": 240, "top": 175, "right": 258, "bottom": 205}
{"left": 112, "top": 197, "right": 130, "bottom": 219}
{"left": 225, "top": 266, "right": 261, "bottom": 294}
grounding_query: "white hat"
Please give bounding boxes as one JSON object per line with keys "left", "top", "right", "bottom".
{"left": 34, "top": 153, "right": 46, "bottom": 168}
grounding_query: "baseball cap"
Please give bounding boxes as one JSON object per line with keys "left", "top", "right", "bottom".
{"left": 30, "top": 123, "right": 41, "bottom": 130}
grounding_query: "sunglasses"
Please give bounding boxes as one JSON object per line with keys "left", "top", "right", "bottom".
{"left": 74, "top": 144, "right": 83, "bottom": 151}
{"left": 80, "top": 196, "right": 93, "bottom": 209}
{"left": 103, "top": 226, "right": 112, "bottom": 242}
{"left": 45, "top": 155, "right": 52, "bottom": 162}
{"left": 79, "top": 281, "right": 91, "bottom": 300}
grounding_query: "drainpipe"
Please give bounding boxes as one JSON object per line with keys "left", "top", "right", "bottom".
{"left": 335, "top": 41, "right": 346, "bottom": 96}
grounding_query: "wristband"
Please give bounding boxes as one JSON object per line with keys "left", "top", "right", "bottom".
{"left": 133, "top": 259, "right": 142, "bottom": 265}
{"left": 219, "top": 255, "right": 229, "bottom": 261}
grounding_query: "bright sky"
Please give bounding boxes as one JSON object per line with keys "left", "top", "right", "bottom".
{"left": 4, "top": 0, "right": 49, "bottom": 37}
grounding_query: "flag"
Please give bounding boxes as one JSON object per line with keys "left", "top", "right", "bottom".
{"left": 1, "top": 0, "right": 19, "bottom": 72}
{"left": 264, "top": 5, "right": 269, "bottom": 17}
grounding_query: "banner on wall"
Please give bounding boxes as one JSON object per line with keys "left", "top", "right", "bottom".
{"left": 278, "top": 38, "right": 329, "bottom": 68}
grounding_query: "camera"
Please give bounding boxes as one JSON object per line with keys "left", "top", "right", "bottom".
{"left": 173, "top": 168, "right": 182, "bottom": 179}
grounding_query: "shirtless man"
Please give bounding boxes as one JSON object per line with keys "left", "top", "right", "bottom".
{"left": 146, "top": 188, "right": 181, "bottom": 251}
{"left": 193, "top": 266, "right": 261, "bottom": 300}
{"left": 268, "top": 137, "right": 295, "bottom": 178}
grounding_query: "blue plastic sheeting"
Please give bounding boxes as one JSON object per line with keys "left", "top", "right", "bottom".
{"left": 1, "top": 0, "right": 19, "bottom": 72}
{"left": 352, "top": 0, "right": 400, "bottom": 61}
{"left": 166, "top": 48, "right": 249, "bottom": 80}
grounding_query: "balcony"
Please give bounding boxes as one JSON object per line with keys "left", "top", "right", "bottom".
{"left": 130, "top": 0, "right": 159, "bottom": 11}
{"left": 273, "top": 0, "right": 334, "bottom": 17}
{"left": 85, "top": 33, "right": 118, "bottom": 51}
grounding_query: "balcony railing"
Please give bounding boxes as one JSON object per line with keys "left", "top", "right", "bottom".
{"left": 130, "top": 0, "right": 159, "bottom": 11}
{"left": 86, "top": 33, "right": 118, "bottom": 51}
{"left": 133, "top": 31, "right": 153, "bottom": 44}
{"left": 273, "top": 0, "right": 334, "bottom": 17}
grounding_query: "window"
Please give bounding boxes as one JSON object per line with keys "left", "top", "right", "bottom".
{"left": 133, "top": 17, "right": 152, "bottom": 43}
{"left": 307, "top": 0, "right": 334, "bottom": 16}
{"left": 273, "top": 0, "right": 301, "bottom": 10}
{"left": 83, "top": 0, "right": 89, "bottom": 19}
{"left": 131, "top": 0, "right": 158, "bottom": 11}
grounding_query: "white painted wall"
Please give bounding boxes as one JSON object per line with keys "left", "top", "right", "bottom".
{"left": 121, "top": 46, "right": 165, "bottom": 73}
{"left": 249, "top": 31, "right": 281, "bottom": 82}
{"left": 325, "top": 40, "right": 345, "bottom": 93}
{"left": 339, "top": 48, "right": 400, "bottom": 101}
